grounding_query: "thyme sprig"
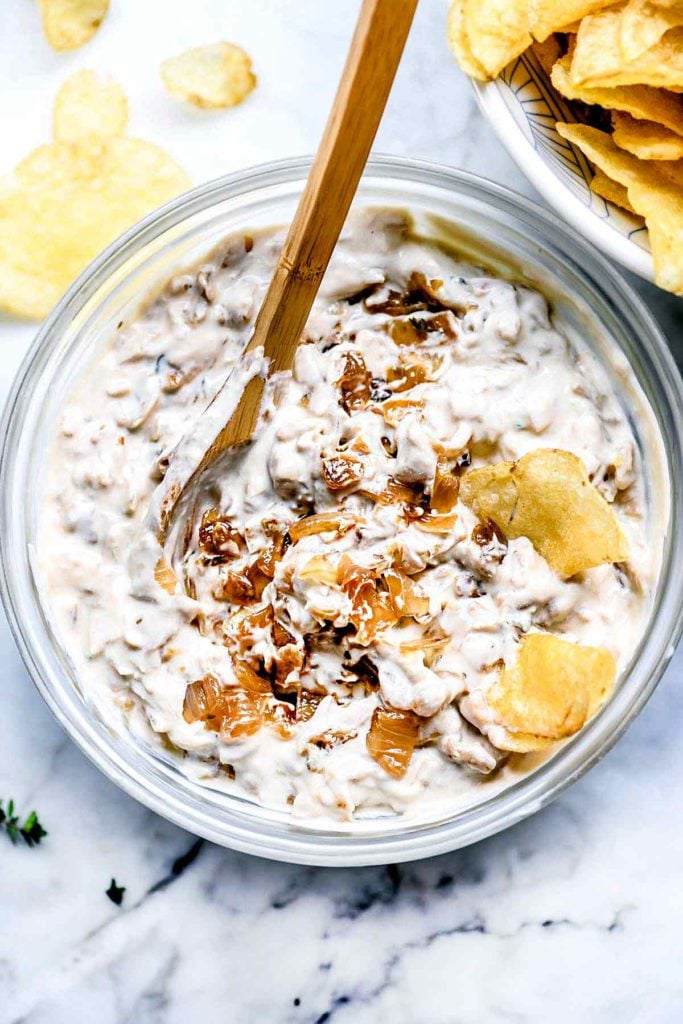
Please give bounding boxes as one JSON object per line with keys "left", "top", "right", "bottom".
{"left": 0, "top": 799, "right": 47, "bottom": 847}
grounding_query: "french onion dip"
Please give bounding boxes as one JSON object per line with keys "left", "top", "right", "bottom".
{"left": 40, "top": 210, "right": 656, "bottom": 824}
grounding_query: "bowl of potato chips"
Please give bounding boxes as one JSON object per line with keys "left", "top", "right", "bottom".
{"left": 448, "top": 1, "right": 683, "bottom": 295}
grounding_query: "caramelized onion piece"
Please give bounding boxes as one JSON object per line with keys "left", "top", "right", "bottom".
{"left": 360, "top": 477, "right": 423, "bottom": 507}
{"left": 232, "top": 658, "right": 271, "bottom": 695}
{"left": 387, "top": 355, "right": 442, "bottom": 393}
{"left": 253, "top": 546, "right": 278, "bottom": 579}
{"left": 298, "top": 555, "right": 340, "bottom": 586}
{"left": 182, "top": 673, "right": 224, "bottom": 723}
{"left": 261, "top": 698, "right": 296, "bottom": 739}
{"left": 431, "top": 462, "right": 460, "bottom": 513}
{"left": 414, "top": 512, "right": 458, "bottom": 534}
{"left": 399, "top": 634, "right": 449, "bottom": 667}
{"left": 296, "top": 689, "right": 325, "bottom": 722}
{"left": 154, "top": 557, "right": 177, "bottom": 595}
{"left": 214, "top": 559, "right": 271, "bottom": 605}
{"left": 198, "top": 507, "right": 244, "bottom": 559}
{"left": 384, "top": 567, "right": 429, "bottom": 617}
{"left": 214, "top": 567, "right": 256, "bottom": 604}
{"left": 321, "top": 452, "right": 364, "bottom": 491}
{"left": 381, "top": 398, "right": 424, "bottom": 427}
{"left": 273, "top": 645, "right": 304, "bottom": 687}
{"left": 367, "top": 707, "right": 421, "bottom": 778}
{"left": 347, "top": 581, "right": 397, "bottom": 646}
{"left": 472, "top": 519, "right": 507, "bottom": 548}
{"left": 253, "top": 524, "right": 289, "bottom": 578}
{"left": 288, "top": 511, "right": 356, "bottom": 543}
{"left": 183, "top": 662, "right": 294, "bottom": 741}
{"left": 234, "top": 605, "right": 273, "bottom": 642}
{"left": 337, "top": 351, "right": 371, "bottom": 414}
{"left": 390, "top": 318, "right": 429, "bottom": 346}
{"left": 272, "top": 619, "right": 295, "bottom": 647}
{"left": 208, "top": 690, "right": 262, "bottom": 740}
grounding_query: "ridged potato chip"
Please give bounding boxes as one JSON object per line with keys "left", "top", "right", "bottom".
{"left": 619, "top": 0, "right": 683, "bottom": 60}
{"left": 53, "top": 70, "right": 128, "bottom": 141}
{"left": 571, "top": 5, "right": 683, "bottom": 87}
{"left": 460, "top": 448, "right": 629, "bottom": 577}
{"left": 446, "top": 1, "right": 488, "bottom": 81}
{"left": 590, "top": 170, "right": 637, "bottom": 211}
{"left": 612, "top": 110, "right": 683, "bottom": 158}
{"left": 0, "top": 74, "right": 190, "bottom": 319}
{"left": 39, "top": 0, "right": 108, "bottom": 51}
{"left": 530, "top": 0, "right": 615, "bottom": 41}
{"left": 465, "top": 0, "right": 532, "bottom": 79}
{"left": 531, "top": 35, "right": 563, "bottom": 76}
{"left": 557, "top": 122, "right": 683, "bottom": 291}
{"left": 487, "top": 633, "right": 616, "bottom": 752}
{"left": 447, "top": 0, "right": 531, "bottom": 81}
{"left": 161, "top": 43, "right": 256, "bottom": 109}
{"left": 551, "top": 54, "right": 683, "bottom": 137}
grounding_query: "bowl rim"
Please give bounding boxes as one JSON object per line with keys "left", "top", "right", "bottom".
{"left": 471, "top": 77, "right": 654, "bottom": 283}
{"left": 1, "top": 153, "right": 682, "bottom": 865}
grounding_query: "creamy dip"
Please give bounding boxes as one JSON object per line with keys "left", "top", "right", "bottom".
{"left": 40, "top": 210, "right": 655, "bottom": 824}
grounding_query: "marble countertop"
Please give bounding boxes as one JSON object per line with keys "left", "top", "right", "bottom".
{"left": 1, "top": 2, "right": 681, "bottom": 1021}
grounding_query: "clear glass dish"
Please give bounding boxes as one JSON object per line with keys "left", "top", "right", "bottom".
{"left": 1, "top": 156, "right": 681, "bottom": 866}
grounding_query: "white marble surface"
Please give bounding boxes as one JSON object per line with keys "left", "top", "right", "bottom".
{"left": 1, "top": 1, "right": 682, "bottom": 1021}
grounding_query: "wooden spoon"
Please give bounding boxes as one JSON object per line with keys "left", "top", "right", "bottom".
{"left": 155, "top": 0, "right": 418, "bottom": 542}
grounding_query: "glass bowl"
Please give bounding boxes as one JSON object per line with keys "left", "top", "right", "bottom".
{"left": 1, "top": 156, "right": 682, "bottom": 866}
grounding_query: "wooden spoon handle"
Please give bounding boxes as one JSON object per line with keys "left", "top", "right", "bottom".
{"left": 156, "top": 0, "right": 417, "bottom": 540}
{"left": 220, "top": 0, "right": 418, "bottom": 450}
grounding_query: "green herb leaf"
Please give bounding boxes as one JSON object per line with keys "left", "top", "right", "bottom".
{"left": 0, "top": 799, "right": 47, "bottom": 847}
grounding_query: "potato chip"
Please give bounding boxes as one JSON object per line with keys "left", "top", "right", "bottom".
{"left": 0, "top": 74, "right": 190, "bottom": 319}
{"left": 487, "top": 633, "right": 616, "bottom": 752}
{"left": 458, "top": 0, "right": 532, "bottom": 80}
{"left": 619, "top": 0, "right": 683, "bottom": 60}
{"left": 460, "top": 448, "right": 629, "bottom": 577}
{"left": 530, "top": 0, "right": 615, "bottom": 41}
{"left": 53, "top": 70, "right": 128, "bottom": 141}
{"left": 557, "top": 122, "right": 683, "bottom": 291}
{"left": 446, "top": 0, "right": 489, "bottom": 81}
{"left": 531, "top": 35, "right": 563, "bottom": 76}
{"left": 39, "top": 0, "right": 108, "bottom": 51}
{"left": 612, "top": 110, "right": 683, "bottom": 158}
{"left": 551, "top": 54, "right": 683, "bottom": 137}
{"left": 590, "top": 170, "right": 637, "bottom": 211}
{"left": 571, "top": 6, "right": 683, "bottom": 87}
{"left": 161, "top": 43, "right": 256, "bottom": 109}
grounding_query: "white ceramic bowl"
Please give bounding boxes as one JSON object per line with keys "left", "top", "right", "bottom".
{"left": 472, "top": 48, "right": 654, "bottom": 282}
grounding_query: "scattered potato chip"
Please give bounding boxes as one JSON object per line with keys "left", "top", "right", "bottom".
{"left": 571, "top": 6, "right": 683, "bottom": 88}
{"left": 460, "top": 448, "right": 629, "bottom": 577}
{"left": 446, "top": 0, "right": 488, "bottom": 81}
{"left": 612, "top": 110, "right": 683, "bottom": 158}
{"left": 39, "top": 0, "right": 108, "bottom": 51}
{"left": 0, "top": 74, "right": 190, "bottom": 319}
{"left": 551, "top": 54, "right": 683, "bottom": 137}
{"left": 53, "top": 70, "right": 128, "bottom": 141}
{"left": 619, "top": 0, "right": 683, "bottom": 60}
{"left": 530, "top": 0, "right": 615, "bottom": 41}
{"left": 161, "top": 43, "right": 256, "bottom": 109}
{"left": 487, "top": 633, "right": 616, "bottom": 752}
{"left": 590, "top": 170, "right": 637, "bottom": 212}
{"left": 557, "top": 122, "right": 683, "bottom": 291}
